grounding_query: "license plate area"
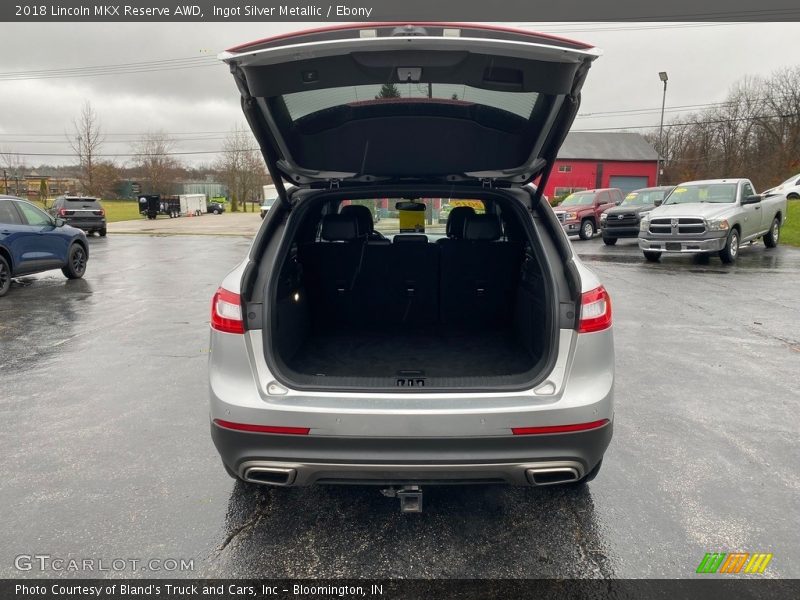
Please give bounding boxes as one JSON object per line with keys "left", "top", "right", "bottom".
{"left": 666, "top": 242, "right": 681, "bottom": 251}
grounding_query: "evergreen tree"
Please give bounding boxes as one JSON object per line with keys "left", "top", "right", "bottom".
{"left": 375, "top": 83, "right": 401, "bottom": 99}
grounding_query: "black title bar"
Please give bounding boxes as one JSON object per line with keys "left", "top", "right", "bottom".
{"left": 3, "top": 0, "right": 800, "bottom": 22}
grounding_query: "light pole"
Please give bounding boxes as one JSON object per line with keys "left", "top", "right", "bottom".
{"left": 656, "top": 71, "right": 668, "bottom": 186}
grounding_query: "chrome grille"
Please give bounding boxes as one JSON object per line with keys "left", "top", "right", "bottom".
{"left": 556, "top": 212, "right": 566, "bottom": 223}
{"left": 649, "top": 217, "right": 706, "bottom": 235}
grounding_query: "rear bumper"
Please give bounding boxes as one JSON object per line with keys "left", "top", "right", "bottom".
{"left": 211, "top": 420, "right": 613, "bottom": 486}
{"left": 64, "top": 218, "right": 106, "bottom": 231}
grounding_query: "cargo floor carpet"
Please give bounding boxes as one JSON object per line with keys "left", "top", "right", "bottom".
{"left": 288, "top": 329, "right": 533, "bottom": 378}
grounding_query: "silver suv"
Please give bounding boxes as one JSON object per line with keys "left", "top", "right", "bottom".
{"left": 209, "top": 24, "right": 614, "bottom": 507}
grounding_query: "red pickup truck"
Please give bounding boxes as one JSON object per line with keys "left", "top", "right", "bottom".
{"left": 553, "top": 188, "right": 623, "bottom": 240}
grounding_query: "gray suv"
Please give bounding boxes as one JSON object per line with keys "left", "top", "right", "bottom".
{"left": 209, "top": 24, "right": 614, "bottom": 507}
{"left": 49, "top": 195, "right": 107, "bottom": 237}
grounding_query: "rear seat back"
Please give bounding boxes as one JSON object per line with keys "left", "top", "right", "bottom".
{"left": 439, "top": 214, "right": 523, "bottom": 328}
{"left": 364, "top": 239, "right": 438, "bottom": 329}
{"left": 301, "top": 213, "right": 521, "bottom": 332}
{"left": 438, "top": 206, "right": 475, "bottom": 243}
{"left": 299, "top": 214, "right": 366, "bottom": 327}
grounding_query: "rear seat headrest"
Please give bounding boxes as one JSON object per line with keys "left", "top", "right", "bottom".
{"left": 320, "top": 214, "right": 359, "bottom": 241}
{"left": 393, "top": 234, "right": 428, "bottom": 243}
{"left": 340, "top": 204, "right": 374, "bottom": 234}
{"left": 463, "top": 214, "right": 502, "bottom": 241}
{"left": 446, "top": 206, "right": 476, "bottom": 239}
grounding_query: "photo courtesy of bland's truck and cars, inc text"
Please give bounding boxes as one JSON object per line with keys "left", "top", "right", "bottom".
{"left": 0, "top": 1, "right": 798, "bottom": 599}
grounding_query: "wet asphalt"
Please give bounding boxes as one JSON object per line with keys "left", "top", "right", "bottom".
{"left": 0, "top": 234, "right": 798, "bottom": 579}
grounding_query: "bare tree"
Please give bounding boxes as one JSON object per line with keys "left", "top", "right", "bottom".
{"left": 68, "top": 100, "right": 105, "bottom": 196}
{"left": 216, "top": 125, "right": 267, "bottom": 212}
{"left": 649, "top": 66, "right": 800, "bottom": 190}
{"left": 0, "top": 147, "right": 28, "bottom": 196}
{"left": 92, "top": 161, "right": 123, "bottom": 199}
{"left": 132, "top": 131, "right": 180, "bottom": 195}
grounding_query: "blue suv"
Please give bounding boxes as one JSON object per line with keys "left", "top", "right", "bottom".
{"left": 0, "top": 195, "right": 89, "bottom": 297}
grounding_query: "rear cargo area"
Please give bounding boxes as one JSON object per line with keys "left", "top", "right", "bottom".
{"left": 268, "top": 209, "right": 553, "bottom": 388}
{"left": 289, "top": 329, "right": 534, "bottom": 379}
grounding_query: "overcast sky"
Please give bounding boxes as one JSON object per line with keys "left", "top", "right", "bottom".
{"left": 1, "top": 21, "right": 798, "bottom": 168}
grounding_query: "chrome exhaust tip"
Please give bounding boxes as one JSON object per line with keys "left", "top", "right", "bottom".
{"left": 526, "top": 466, "right": 581, "bottom": 486}
{"left": 242, "top": 466, "right": 297, "bottom": 486}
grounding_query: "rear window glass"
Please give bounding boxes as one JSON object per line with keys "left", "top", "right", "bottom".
{"left": 66, "top": 197, "right": 100, "bottom": 205}
{"left": 334, "top": 198, "right": 487, "bottom": 237}
{"left": 283, "top": 84, "right": 539, "bottom": 121}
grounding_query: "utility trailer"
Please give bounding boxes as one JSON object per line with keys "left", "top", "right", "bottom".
{"left": 138, "top": 195, "right": 161, "bottom": 219}
{"left": 160, "top": 195, "right": 182, "bottom": 218}
{"left": 179, "top": 193, "right": 207, "bottom": 216}
{"left": 138, "top": 194, "right": 183, "bottom": 218}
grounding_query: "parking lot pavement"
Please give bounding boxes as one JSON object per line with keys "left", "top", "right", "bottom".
{"left": 1, "top": 234, "right": 798, "bottom": 578}
{"left": 108, "top": 211, "right": 263, "bottom": 236}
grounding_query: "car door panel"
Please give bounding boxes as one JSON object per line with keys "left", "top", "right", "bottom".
{"left": 739, "top": 182, "right": 762, "bottom": 239}
{"left": 13, "top": 200, "right": 66, "bottom": 270}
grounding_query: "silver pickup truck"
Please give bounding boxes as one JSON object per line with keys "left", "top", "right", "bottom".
{"left": 638, "top": 178, "right": 787, "bottom": 263}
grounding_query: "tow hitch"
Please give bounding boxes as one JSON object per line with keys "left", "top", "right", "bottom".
{"left": 380, "top": 485, "right": 423, "bottom": 513}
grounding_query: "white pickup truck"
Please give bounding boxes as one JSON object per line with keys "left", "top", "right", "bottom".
{"left": 638, "top": 178, "right": 787, "bottom": 263}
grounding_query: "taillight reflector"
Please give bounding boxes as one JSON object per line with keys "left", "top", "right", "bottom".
{"left": 512, "top": 419, "right": 609, "bottom": 436}
{"left": 213, "top": 419, "right": 309, "bottom": 435}
{"left": 578, "top": 285, "right": 612, "bottom": 333}
{"left": 211, "top": 287, "right": 244, "bottom": 334}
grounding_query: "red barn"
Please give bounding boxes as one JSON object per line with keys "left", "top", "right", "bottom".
{"left": 544, "top": 132, "right": 659, "bottom": 199}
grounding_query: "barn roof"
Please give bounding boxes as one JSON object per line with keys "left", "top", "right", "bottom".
{"left": 558, "top": 132, "right": 659, "bottom": 161}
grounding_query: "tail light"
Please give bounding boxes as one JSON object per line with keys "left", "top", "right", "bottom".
{"left": 213, "top": 419, "right": 309, "bottom": 435}
{"left": 211, "top": 287, "right": 244, "bottom": 334}
{"left": 578, "top": 285, "right": 612, "bottom": 333}
{"left": 512, "top": 419, "right": 609, "bottom": 435}
{"left": 94, "top": 209, "right": 105, "bottom": 216}
{"left": 58, "top": 208, "right": 67, "bottom": 216}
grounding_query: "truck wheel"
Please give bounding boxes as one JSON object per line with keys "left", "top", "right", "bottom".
{"left": 579, "top": 219, "right": 595, "bottom": 240}
{"left": 62, "top": 243, "right": 87, "bottom": 279}
{"left": 719, "top": 228, "right": 739, "bottom": 264}
{"left": 0, "top": 255, "right": 11, "bottom": 297}
{"left": 643, "top": 251, "right": 661, "bottom": 262}
{"left": 763, "top": 217, "right": 780, "bottom": 248}
{"left": 99, "top": 228, "right": 107, "bottom": 237}
{"left": 602, "top": 236, "right": 617, "bottom": 246}
{"left": 213, "top": 209, "right": 221, "bottom": 215}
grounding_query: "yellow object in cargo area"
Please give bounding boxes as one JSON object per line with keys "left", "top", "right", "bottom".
{"left": 397, "top": 201, "right": 426, "bottom": 233}
{"left": 449, "top": 199, "right": 485, "bottom": 213}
